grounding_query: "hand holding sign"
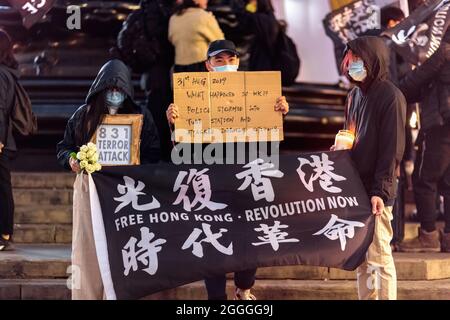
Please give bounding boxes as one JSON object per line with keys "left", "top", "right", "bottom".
{"left": 173, "top": 71, "right": 284, "bottom": 143}
{"left": 166, "top": 103, "right": 179, "bottom": 125}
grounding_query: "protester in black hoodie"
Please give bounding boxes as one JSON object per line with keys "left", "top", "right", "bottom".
{"left": 339, "top": 36, "right": 406, "bottom": 300}
{"left": 57, "top": 59, "right": 161, "bottom": 170}
{"left": 57, "top": 59, "right": 160, "bottom": 299}
{"left": 0, "top": 30, "right": 19, "bottom": 251}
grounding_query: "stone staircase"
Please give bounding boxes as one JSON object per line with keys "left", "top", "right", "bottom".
{"left": 12, "top": 173, "right": 74, "bottom": 244}
{"left": 1, "top": 173, "right": 449, "bottom": 300}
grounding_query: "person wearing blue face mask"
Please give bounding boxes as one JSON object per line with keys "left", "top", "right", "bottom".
{"left": 167, "top": 40, "right": 288, "bottom": 126}
{"left": 336, "top": 36, "right": 406, "bottom": 300}
{"left": 57, "top": 59, "right": 161, "bottom": 173}
{"left": 105, "top": 88, "right": 126, "bottom": 115}
{"left": 56, "top": 59, "right": 161, "bottom": 299}
{"left": 166, "top": 40, "right": 289, "bottom": 301}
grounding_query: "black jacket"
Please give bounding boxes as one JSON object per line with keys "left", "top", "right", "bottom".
{"left": 399, "top": 42, "right": 450, "bottom": 131}
{"left": 344, "top": 36, "right": 406, "bottom": 203}
{"left": 0, "top": 64, "right": 20, "bottom": 155}
{"left": 232, "top": 1, "right": 280, "bottom": 71}
{"left": 56, "top": 59, "right": 160, "bottom": 170}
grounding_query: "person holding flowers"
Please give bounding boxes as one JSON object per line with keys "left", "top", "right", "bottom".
{"left": 56, "top": 59, "right": 160, "bottom": 300}
{"left": 57, "top": 59, "right": 160, "bottom": 171}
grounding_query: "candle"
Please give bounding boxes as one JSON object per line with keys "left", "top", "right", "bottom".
{"left": 334, "top": 130, "right": 355, "bottom": 150}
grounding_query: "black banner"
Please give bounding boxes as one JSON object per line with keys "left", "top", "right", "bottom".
{"left": 383, "top": 0, "right": 450, "bottom": 65}
{"left": 323, "top": 0, "right": 381, "bottom": 46}
{"left": 8, "top": 0, "right": 55, "bottom": 28}
{"left": 89, "top": 151, "right": 374, "bottom": 300}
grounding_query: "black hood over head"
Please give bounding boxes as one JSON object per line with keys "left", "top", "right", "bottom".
{"left": 86, "top": 59, "right": 134, "bottom": 104}
{"left": 346, "top": 36, "right": 390, "bottom": 85}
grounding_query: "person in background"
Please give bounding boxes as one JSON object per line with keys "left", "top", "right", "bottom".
{"left": 380, "top": 5, "right": 413, "bottom": 250}
{"left": 57, "top": 59, "right": 160, "bottom": 299}
{"left": 117, "top": 0, "right": 180, "bottom": 162}
{"left": 0, "top": 30, "right": 20, "bottom": 251}
{"left": 167, "top": 40, "right": 289, "bottom": 300}
{"left": 231, "top": 0, "right": 280, "bottom": 72}
{"left": 339, "top": 36, "right": 406, "bottom": 300}
{"left": 169, "top": 0, "right": 224, "bottom": 72}
{"left": 398, "top": 38, "right": 450, "bottom": 253}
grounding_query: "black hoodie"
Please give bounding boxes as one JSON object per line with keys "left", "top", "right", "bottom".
{"left": 56, "top": 59, "right": 160, "bottom": 169}
{"left": 344, "top": 36, "right": 406, "bottom": 203}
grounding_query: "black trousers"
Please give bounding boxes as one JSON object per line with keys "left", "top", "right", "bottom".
{"left": 204, "top": 268, "right": 257, "bottom": 300}
{"left": 0, "top": 154, "right": 14, "bottom": 235}
{"left": 413, "top": 124, "right": 450, "bottom": 233}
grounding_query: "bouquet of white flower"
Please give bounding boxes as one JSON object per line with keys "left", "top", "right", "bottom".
{"left": 70, "top": 142, "right": 102, "bottom": 174}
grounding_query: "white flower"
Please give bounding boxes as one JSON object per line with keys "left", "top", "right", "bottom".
{"left": 80, "top": 160, "right": 88, "bottom": 169}
{"left": 92, "top": 153, "right": 99, "bottom": 162}
{"left": 77, "top": 152, "right": 87, "bottom": 161}
{"left": 94, "top": 163, "right": 102, "bottom": 171}
{"left": 80, "top": 145, "right": 89, "bottom": 153}
{"left": 86, "top": 150, "right": 96, "bottom": 159}
{"left": 87, "top": 142, "right": 97, "bottom": 151}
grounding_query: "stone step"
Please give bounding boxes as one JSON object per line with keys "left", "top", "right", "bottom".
{"left": 13, "top": 189, "right": 73, "bottom": 206}
{"left": 256, "top": 253, "right": 450, "bottom": 281}
{"left": 0, "top": 245, "right": 71, "bottom": 279}
{"left": 11, "top": 173, "right": 74, "bottom": 189}
{"left": 13, "top": 224, "right": 71, "bottom": 243}
{"left": 2, "top": 245, "right": 449, "bottom": 281}
{"left": 144, "top": 279, "right": 450, "bottom": 300}
{"left": 404, "top": 222, "right": 445, "bottom": 241}
{"left": 1, "top": 278, "right": 448, "bottom": 300}
{"left": 0, "top": 279, "right": 70, "bottom": 300}
{"left": 15, "top": 205, "right": 72, "bottom": 224}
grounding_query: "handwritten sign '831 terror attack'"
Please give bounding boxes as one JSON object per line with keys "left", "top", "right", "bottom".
{"left": 91, "top": 114, "right": 143, "bottom": 166}
{"left": 173, "top": 71, "right": 283, "bottom": 143}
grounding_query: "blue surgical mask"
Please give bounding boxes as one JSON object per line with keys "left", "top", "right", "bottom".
{"left": 212, "top": 64, "right": 239, "bottom": 72}
{"left": 348, "top": 60, "right": 367, "bottom": 82}
{"left": 105, "top": 89, "right": 126, "bottom": 107}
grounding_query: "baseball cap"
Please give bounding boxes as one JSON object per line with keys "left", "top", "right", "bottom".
{"left": 207, "top": 40, "right": 240, "bottom": 59}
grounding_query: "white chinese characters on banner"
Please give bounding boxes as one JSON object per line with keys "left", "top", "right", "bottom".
{"left": 236, "top": 159, "right": 284, "bottom": 202}
{"left": 252, "top": 221, "right": 300, "bottom": 251}
{"left": 327, "top": 0, "right": 380, "bottom": 43}
{"left": 122, "top": 227, "right": 166, "bottom": 276}
{"left": 297, "top": 153, "right": 346, "bottom": 194}
{"left": 114, "top": 176, "right": 161, "bottom": 213}
{"left": 22, "top": 0, "right": 47, "bottom": 14}
{"left": 313, "top": 214, "right": 365, "bottom": 251}
{"left": 173, "top": 168, "right": 228, "bottom": 212}
{"left": 182, "top": 223, "right": 233, "bottom": 258}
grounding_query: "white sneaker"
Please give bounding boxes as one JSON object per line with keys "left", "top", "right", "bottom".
{"left": 234, "top": 288, "right": 256, "bottom": 300}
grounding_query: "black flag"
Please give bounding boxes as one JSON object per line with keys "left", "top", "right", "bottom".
{"left": 8, "top": 0, "right": 56, "bottom": 29}
{"left": 88, "top": 151, "right": 374, "bottom": 300}
{"left": 382, "top": 0, "right": 450, "bottom": 65}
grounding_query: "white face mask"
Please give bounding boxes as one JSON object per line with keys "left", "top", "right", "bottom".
{"left": 105, "top": 89, "right": 126, "bottom": 108}
{"left": 348, "top": 60, "right": 367, "bottom": 82}
{"left": 212, "top": 64, "right": 239, "bottom": 72}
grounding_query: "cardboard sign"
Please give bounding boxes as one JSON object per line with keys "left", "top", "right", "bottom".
{"left": 91, "top": 114, "right": 143, "bottom": 166}
{"left": 173, "top": 71, "right": 283, "bottom": 143}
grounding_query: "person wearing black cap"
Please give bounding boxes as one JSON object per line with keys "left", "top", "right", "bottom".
{"left": 166, "top": 39, "right": 289, "bottom": 300}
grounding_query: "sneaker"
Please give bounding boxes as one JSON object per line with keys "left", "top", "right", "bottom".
{"left": 398, "top": 228, "right": 440, "bottom": 252}
{"left": 234, "top": 288, "right": 256, "bottom": 300}
{"left": 0, "top": 237, "right": 14, "bottom": 251}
